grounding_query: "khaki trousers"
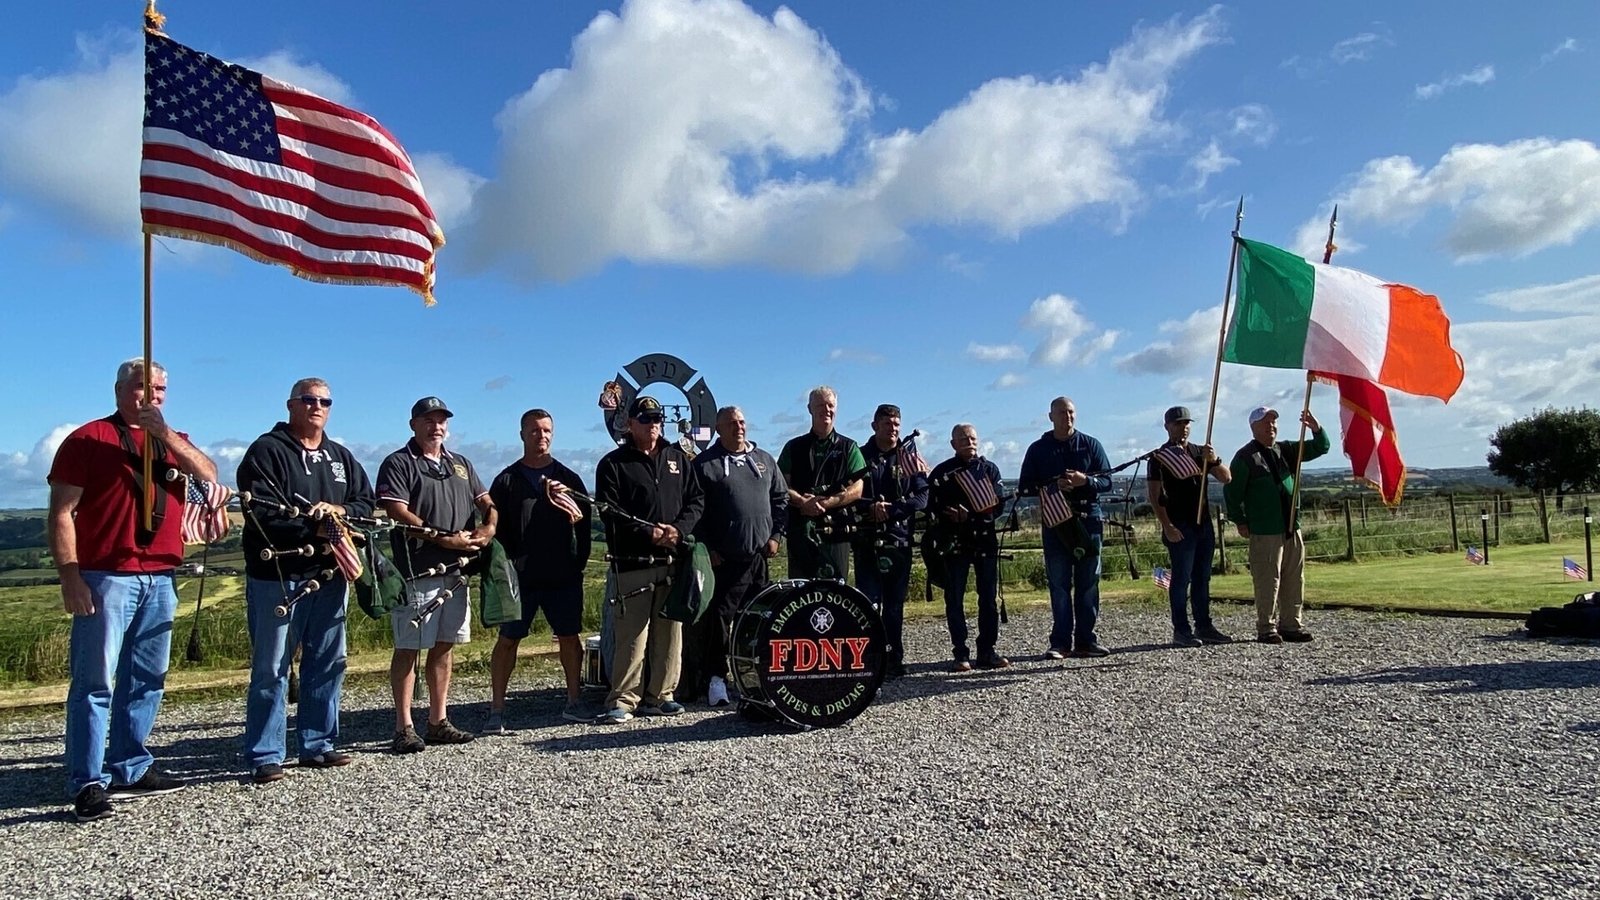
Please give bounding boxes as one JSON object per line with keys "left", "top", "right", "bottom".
{"left": 605, "top": 566, "right": 681, "bottom": 711}
{"left": 1246, "top": 532, "right": 1305, "bottom": 636}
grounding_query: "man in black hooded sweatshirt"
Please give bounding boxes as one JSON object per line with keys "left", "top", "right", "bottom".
{"left": 237, "top": 377, "right": 374, "bottom": 785}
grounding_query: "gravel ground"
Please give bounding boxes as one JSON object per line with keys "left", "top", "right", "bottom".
{"left": 1, "top": 604, "right": 1598, "bottom": 900}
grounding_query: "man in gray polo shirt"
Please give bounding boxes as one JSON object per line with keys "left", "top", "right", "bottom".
{"left": 376, "top": 396, "right": 497, "bottom": 753}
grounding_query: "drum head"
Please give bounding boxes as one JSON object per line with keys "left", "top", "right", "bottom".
{"left": 731, "top": 579, "right": 886, "bottom": 729}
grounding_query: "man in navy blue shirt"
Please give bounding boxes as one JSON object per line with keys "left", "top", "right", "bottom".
{"left": 1018, "top": 397, "right": 1113, "bottom": 658}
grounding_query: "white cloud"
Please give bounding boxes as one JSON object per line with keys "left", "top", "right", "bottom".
{"left": 825, "top": 347, "right": 885, "bottom": 365}
{"left": 1185, "top": 139, "right": 1237, "bottom": 191}
{"left": 1021, "top": 294, "right": 1119, "bottom": 368}
{"left": 0, "top": 424, "right": 79, "bottom": 508}
{"left": 1227, "top": 104, "right": 1276, "bottom": 145}
{"left": 1414, "top": 65, "right": 1495, "bottom": 100}
{"left": 965, "top": 342, "right": 1025, "bottom": 363}
{"left": 1293, "top": 139, "right": 1600, "bottom": 261}
{"left": 413, "top": 152, "right": 486, "bottom": 234}
{"left": 462, "top": 0, "right": 1225, "bottom": 280}
{"left": 1115, "top": 304, "right": 1223, "bottom": 374}
{"left": 989, "top": 372, "right": 1026, "bottom": 391}
{"left": 1480, "top": 273, "right": 1600, "bottom": 313}
{"left": 1330, "top": 32, "right": 1386, "bottom": 64}
{"left": 1540, "top": 38, "right": 1580, "bottom": 66}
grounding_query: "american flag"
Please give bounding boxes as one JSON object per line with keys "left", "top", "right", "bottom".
{"left": 323, "top": 517, "right": 365, "bottom": 583}
{"left": 1152, "top": 566, "right": 1172, "bottom": 590}
{"left": 1465, "top": 545, "right": 1485, "bottom": 565}
{"left": 180, "top": 478, "right": 232, "bottom": 545}
{"left": 1039, "top": 482, "right": 1074, "bottom": 527}
{"left": 1564, "top": 557, "right": 1588, "bottom": 580}
{"left": 140, "top": 31, "right": 444, "bottom": 305}
{"left": 951, "top": 466, "right": 999, "bottom": 514}
{"left": 544, "top": 477, "right": 585, "bottom": 523}
{"left": 1151, "top": 445, "right": 1203, "bottom": 480}
{"left": 896, "top": 439, "right": 931, "bottom": 477}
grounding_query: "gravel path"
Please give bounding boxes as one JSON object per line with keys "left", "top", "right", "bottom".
{"left": 1, "top": 604, "right": 1597, "bottom": 900}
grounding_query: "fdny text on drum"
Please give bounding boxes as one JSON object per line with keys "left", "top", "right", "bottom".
{"left": 766, "top": 637, "right": 872, "bottom": 674}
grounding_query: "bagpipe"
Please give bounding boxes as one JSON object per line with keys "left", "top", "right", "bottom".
{"left": 558, "top": 484, "right": 716, "bottom": 625}
{"left": 920, "top": 459, "right": 1021, "bottom": 588}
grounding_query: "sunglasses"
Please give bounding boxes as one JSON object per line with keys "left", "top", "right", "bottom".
{"left": 297, "top": 395, "right": 334, "bottom": 408}
{"left": 634, "top": 413, "right": 664, "bottom": 424}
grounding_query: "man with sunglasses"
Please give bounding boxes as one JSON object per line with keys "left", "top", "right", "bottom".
{"left": 593, "top": 396, "right": 704, "bottom": 724}
{"left": 377, "top": 397, "right": 496, "bottom": 751}
{"left": 236, "top": 378, "right": 375, "bottom": 784}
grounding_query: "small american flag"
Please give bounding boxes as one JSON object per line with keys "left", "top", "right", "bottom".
{"left": 1465, "top": 545, "right": 1485, "bottom": 565}
{"left": 896, "top": 439, "right": 931, "bottom": 477}
{"left": 545, "top": 477, "right": 585, "bottom": 523}
{"left": 180, "top": 478, "right": 233, "bottom": 545}
{"left": 1152, "top": 566, "right": 1172, "bottom": 590}
{"left": 1151, "top": 445, "right": 1203, "bottom": 479}
{"left": 1564, "top": 557, "right": 1588, "bottom": 580}
{"left": 1039, "top": 483, "right": 1074, "bottom": 527}
{"left": 952, "top": 467, "right": 999, "bottom": 514}
{"left": 140, "top": 31, "right": 444, "bottom": 304}
{"left": 323, "top": 517, "right": 364, "bottom": 582}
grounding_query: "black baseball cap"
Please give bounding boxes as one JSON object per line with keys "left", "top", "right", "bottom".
{"left": 410, "top": 396, "right": 453, "bottom": 419}
{"left": 1164, "top": 405, "right": 1193, "bottom": 425}
{"left": 628, "top": 396, "right": 664, "bottom": 419}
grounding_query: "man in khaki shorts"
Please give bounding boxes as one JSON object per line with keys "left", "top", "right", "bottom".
{"left": 376, "top": 397, "right": 497, "bottom": 751}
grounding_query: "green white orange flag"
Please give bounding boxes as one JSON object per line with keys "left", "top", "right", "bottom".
{"left": 1222, "top": 238, "right": 1464, "bottom": 401}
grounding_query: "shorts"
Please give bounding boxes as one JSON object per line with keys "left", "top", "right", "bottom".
{"left": 499, "top": 582, "right": 584, "bottom": 640}
{"left": 391, "top": 575, "right": 472, "bottom": 649}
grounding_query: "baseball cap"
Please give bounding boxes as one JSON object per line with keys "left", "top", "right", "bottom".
{"left": 628, "top": 396, "right": 664, "bottom": 419}
{"left": 1248, "top": 406, "right": 1278, "bottom": 424}
{"left": 1163, "top": 405, "right": 1192, "bottom": 425}
{"left": 410, "top": 396, "right": 453, "bottom": 419}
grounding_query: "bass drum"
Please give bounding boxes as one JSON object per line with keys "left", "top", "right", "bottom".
{"left": 728, "top": 579, "right": 886, "bottom": 729}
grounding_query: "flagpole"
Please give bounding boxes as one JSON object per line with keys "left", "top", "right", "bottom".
{"left": 1289, "top": 207, "right": 1339, "bottom": 529}
{"left": 139, "top": 1, "right": 164, "bottom": 531}
{"left": 1199, "top": 196, "right": 1244, "bottom": 523}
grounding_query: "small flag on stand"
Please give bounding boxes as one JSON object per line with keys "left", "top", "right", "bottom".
{"left": 1152, "top": 566, "right": 1172, "bottom": 590}
{"left": 1039, "top": 483, "right": 1073, "bottom": 527}
{"left": 324, "top": 517, "right": 365, "bottom": 582}
{"left": 181, "top": 478, "right": 233, "bottom": 545}
{"left": 1465, "top": 545, "right": 1485, "bottom": 566}
{"left": 1564, "top": 557, "right": 1588, "bottom": 580}
{"left": 952, "top": 468, "right": 999, "bottom": 514}
{"left": 1150, "top": 446, "right": 1203, "bottom": 480}
{"left": 896, "top": 440, "right": 931, "bottom": 477}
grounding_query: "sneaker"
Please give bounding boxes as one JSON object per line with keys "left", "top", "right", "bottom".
{"left": 107, "top": 770, "right": 186, "bottom": 800}
{"left": 425, "top": 719, "right": 476, "bottom": 745}
{"left": 951, "top": 659, "right": 974, "bottom": 673}
{"left": 252, "top": 763, "right": 286, "bottom": 784}
{"left": 72, "top": 784, "right": 113, "bottom": 823}
{"left": 595, "top": 706, "right": 633, "bottom": 725}
{"left": 1257, "top": 632, "right": 1284, "bottom": 645}
{"left": 1281, "top": 630, "right": 1315, "bottom": 643}
{"left": 1043, "top": 647, "right": 1068, "bottom": 661}
{"left": 639, "top": 700, "right": 686, "bottom": 717}
{"left": 1197, "top": 626, "right": 1234, "bottom": 644}
{"left": 975, "top": 654, "right": 1011, "bottom": 669}
{"left": 392, "top": 726, "right": 426, "bottom": 754}
{"left": 1071, "top": 643, "right": 1112, "bottom": 658}
{"left": 561, "top": 700, "right": 599, "bottom": 723}
{"left": 298, "top": 751, "right": 353, "bottom": 769}
{"left": 1172, "top": 632, "right": 1204, "bottom": 648}
{"left": 481, "top": 712, "right": 509, "bottom": 736}
{"left": 707, "top": 677, "right": 731, "bottom": 708}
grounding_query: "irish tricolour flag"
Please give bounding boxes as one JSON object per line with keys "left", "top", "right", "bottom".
{"left": 1223, "top": 239, "right": 1464, "bottom": 402}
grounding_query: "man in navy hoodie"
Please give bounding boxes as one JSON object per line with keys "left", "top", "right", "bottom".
{"left": 237, "top": 377, "right": 374, "bottom": 784}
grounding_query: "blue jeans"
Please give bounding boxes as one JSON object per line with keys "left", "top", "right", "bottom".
{"left": 244, "top": 576, "right": 348, "bottom": 767}
{"left": 855, "top": 547, "right": 912, "bottom": 665}
{"left": 1043, "top": 522, "right": 1103, "bottom": 650}
{"left": 1163, "top": 520, "right": 1216, "bottom": 635}
{"left": 943, "top": 554, "right": 999, "bottom": 661}
{"left": 65, "top": 571, "right": 177, "bottom": 796}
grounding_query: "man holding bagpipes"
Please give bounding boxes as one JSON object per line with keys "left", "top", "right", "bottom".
{"left": 1019, "top": 397, "right": 1114, "bottom": 660}
{"left": 376, "top": 397, "right": 496, "bottom": 752}
{"left": 928, "top": 424, "right": 1011, "bottom": 672}
{"left": 593, "top": 396, "right": 705, "bottom": 724}
{"left": 778, "top": 386, "right": 868, "bottom": 581}
{"left": 236, "top": 378, "right": 375, "bottom": 784}
{"left": 851, "top": 405, "right": 929, "bottom": 680}
{"left": 1145, "top": 406, "right": 1233, "bottom": 648}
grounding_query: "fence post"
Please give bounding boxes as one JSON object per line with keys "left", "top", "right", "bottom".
{"left": 1448, "top": 494, "right": 1459, "bottom": 551}
{"left": 1215, "top": 507, "right": 1228, "bottom": 574}
{"left": 1342, "top": 498, "right": 1355, "bottom": 561}
{"left": 1538, "top": 489, "right": 1551, "bottom": 543}
{"left": 1360, "top": 494, "right": 1367, "bottom": 526}
{"left": 1480, "top": 508, "right": 1491, "bottom": 565}
{"left": 1586, "top": 506, "right": 1593, "bottom": 582}
{"left": 1493, "top": 498, "right": 1501, "bottom": 546}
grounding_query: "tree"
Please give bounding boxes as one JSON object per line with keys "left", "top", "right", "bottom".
{"left": 1487, "top": 407, "right": 1600, "bottom": 508}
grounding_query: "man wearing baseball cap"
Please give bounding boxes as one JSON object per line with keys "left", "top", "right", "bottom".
{"left": 1222, "top": 405, "right": 1328, "bottom": 644}
{"left": 1146, "top": 405, "right": 1231, "bottom": 647}
{"left": 375, "top": 396, "right": 496, "bottom": 750}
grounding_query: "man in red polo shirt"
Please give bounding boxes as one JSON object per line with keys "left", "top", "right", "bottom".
{"left": 48, "top": 358, "right": 216, "bottom": 823}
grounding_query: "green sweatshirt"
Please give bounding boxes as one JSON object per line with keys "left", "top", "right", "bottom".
{"left": 1223, "top": 430, "right": 1331, "bottom": 536}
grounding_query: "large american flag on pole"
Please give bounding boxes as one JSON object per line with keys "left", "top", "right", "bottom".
{"left": 140, "top": 30, "right": 445, "bottom": 305}
{"left": 180, "top": 477, "right": 233, "bottom": 545}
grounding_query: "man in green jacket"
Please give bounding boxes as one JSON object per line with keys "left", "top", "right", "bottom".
{"left": 1223, "top": 406, "right": 1330, "bottom": 644}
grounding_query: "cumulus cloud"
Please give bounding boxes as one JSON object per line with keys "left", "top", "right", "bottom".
{"left": 1115, "top": 304, "right": 1222, "bottom": 374}
{"left": 462, "top": 0, "right": 1225, "bottom": 281}
{"left": 989, "top": 372, "right": 1026, "bottom": 391}
{"left": 1480, "top": 273, "right": 1600, "bottom": 313}
{"left": 0, "top": 424, "right": 78, "bottom": 508}
{"left": 1185, "top": 139, "right": 1237, "bottom": 191}
{"left": 1415, "top": 65, "right": 1495, "bottom": 100}
{"left": 1022, "top": 294, "right": 1119, "bottom": 368}
{"left": 414, "top": 152, "right": 486, "bottom": 234}
{"left": 965, "top": 342, "right": 1025, "bottom": 363}
{"left": 1228, "top": 104, "right": 1276, "bottom": 145}
{"left": 1292, "top": 139, "right": 1600, "bottom": 261}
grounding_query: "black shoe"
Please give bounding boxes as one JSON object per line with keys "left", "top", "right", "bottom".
{"left": 252, "top": 763, "right": 286, "bottom": 784}
{"left": 107, "top": 770, "right": 186, "bottom": 800}
{"left": 425, "top": 719, "right": 476, "bottom": 745}
{"left": 1257, "top": 632, "right": 1284, "bottom": 645}
{"left": 1281, "top": 630, "right": 1314, "bottom": 643}
{"left": 975, "top": 654, "right": 1011, "bottom": 670}
{"left": 1172, "top": 632, "right": 1204, "bottom": 648}
{"left": 1196, "top": 626, "right": 1234, "bottom": 644}
{"left": 392, "top": 726, "right": 426, "bottom": 754}
{"left": 951, "top": 659, "right": 973, "bottom": 673}
{"left": 299, "top": 751, "right": 353, "bottom": 769}
{"left": 72, "top": 784, "right": 113, "bottom": 823}
{"left": 1071, "top": 643, "right": 1111, "bottom": 658}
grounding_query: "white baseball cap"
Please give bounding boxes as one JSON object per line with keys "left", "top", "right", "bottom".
{"left": 1248, "top": 406, "right": 1279, "bottom": 424}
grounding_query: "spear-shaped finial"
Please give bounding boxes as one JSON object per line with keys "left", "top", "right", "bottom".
{"left": 144, "top": 0, "right": 166, "bottom": 34}
{"left": 1232, "top": 195, "right": 1245, "bottom": 238}
{"left": 1322, "top": 204, "right": 1339, "bottom": 264}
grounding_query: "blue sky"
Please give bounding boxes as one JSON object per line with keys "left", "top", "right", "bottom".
{"left": 3, "top": 1, "right": 1598, "bottom": 507}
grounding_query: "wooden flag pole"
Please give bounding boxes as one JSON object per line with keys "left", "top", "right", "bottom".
{"left": 141, "top": 232, "right": 155, "bottom": 531}
{"left": 1198, "top": 196, "right": 1244, "bottom": 523}
{"left": 1288, "top": 207, "right": 1339, "bottom": 531}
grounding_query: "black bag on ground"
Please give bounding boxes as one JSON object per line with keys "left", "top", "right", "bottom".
{"left": 1526, "top": 592, "right": 1600, "bottom": 638}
